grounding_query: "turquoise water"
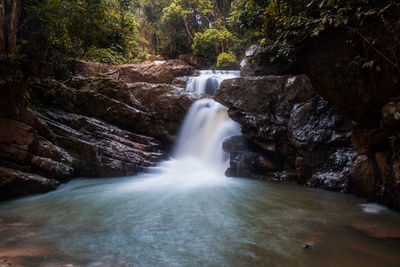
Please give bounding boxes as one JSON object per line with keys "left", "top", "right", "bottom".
{"left": 1, "top": 163, "right": 400, "bottom": 267}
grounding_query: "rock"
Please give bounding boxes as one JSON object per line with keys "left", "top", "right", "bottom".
{"left": 75, "top": 59, "right": 198, "bottom": 84}
{"left": 351, "top": 221, "right": 400, "bottom": 239}
{"left": 0, "top": 257, "right": 23, "bottom": 267}
{"left": 306, "top": 149, "right": 358, "bottom": 191}
{"left": 0, "top": 167, "right": 59, "bottom": 200}
{"left": 295, "top": 30, "right": 399, "bottom": 128}
{"left": 240, "top": 45, "right": 290, "bottom": 77}
{"left": 1, "top": 74, "right": 199, "bottom": 199}
{"left": 172, "top": 76, "right": 190, "bottom": 88}
{"left": 215, "top": 75, "right": 355, "bottom": 190}
{"left": 223, "top": 135, "right": 283, "bottom": 179}
{"left": 178, "top": 54, "right": 203, "bottom": 67}
{"left": 33, "top": 108, "right": 165, "bottom": 177}
{"left": 75, "top": 60, "right": 116, "bottom": 78}
{"left": 31, "top": 78, "right": 200, "bottom": 146}
{"left": 126, "top": 82, "right": 201, "bottom": 144}
{"left": 0, "top": 118, "right": 74, "bottom": 179}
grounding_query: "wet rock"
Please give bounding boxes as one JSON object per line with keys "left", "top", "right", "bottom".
{"left": 0, "top": 167, "right": 59, "bottom": 200}
{"left": 126, "top": 82, "right": 201, "bottom": 144}
{"left": 75, "top": 59, "right": 198, "bottom": 84}
{"left": 31, "top": 78, "right": 200, "bottom": 146}
{"left": 34, "top": 108, "right": 165, "bottom": 177}
{"left": 351, "top": 221, "right": 400, "bottom": 239}
{"left": 1, "top": 74, "right": 199, "bottom": 199}
{"left": 215, "top": 75, "right": 355, "bottom": 190}
{"left": 240, "top": 45, "right": 290, "bottom": 77}
{"left": 223, "top": 135, "right": 283, "bottom": 179}
{"left": 172, "top": 76, "right": 190, "bottom": 88}
{"left": 0, "top": 258, "right": 23, "bottom": 267}
{"left": 307, "top": 149, "right": 358, "bottom": 191}
{"left": 0, "top": 118, "right": 74, "bottom": 179}
{"left": 295, "top": 30, "right": 399, "bottom": 128}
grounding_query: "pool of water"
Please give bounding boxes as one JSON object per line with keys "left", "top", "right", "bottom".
{"left": 1, "top": 160, "right": 400, "bottom": 267}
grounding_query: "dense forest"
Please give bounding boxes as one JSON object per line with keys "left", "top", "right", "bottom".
{"left": 1, "top": 0, "right": 398, "bottom": 77}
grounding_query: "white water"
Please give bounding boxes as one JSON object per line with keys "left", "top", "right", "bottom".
{"left": 112, "top": 71, "right": 241, "bottom": 191}
{"left": 186, "top": 70, "right": 240, "bottom": 95}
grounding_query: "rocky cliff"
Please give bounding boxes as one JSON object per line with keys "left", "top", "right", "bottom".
{"left": 215, "top": 75, "right": 356, "bottom": 191}
{"left": 221, "top": 43, "right": 400, "bottom": 211}
{"left": 0, "top": 61, "right": 199, "bottom": 200}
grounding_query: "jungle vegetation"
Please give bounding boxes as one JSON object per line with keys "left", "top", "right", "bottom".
{"left": 0, "top": 0, "right": 398, "bottom": 79}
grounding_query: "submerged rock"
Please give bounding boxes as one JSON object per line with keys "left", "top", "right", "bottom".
{"left": 351, "top": 221, "right": 400, "bottom": 239}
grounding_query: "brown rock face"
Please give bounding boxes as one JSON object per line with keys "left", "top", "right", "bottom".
{"left": 0, "top": 118, "right": 74, "bottom": 179}
{"left": 215, "top": 75, "right": 356, "bottom": 191}
{"left": 32, "top": 78, "right": 200, "bottom": 146}
{"left": 0, "top": 167, "right": 59, "bottom": 200}
{"left": 33, "top": 108, "right": 165, "bottom": 178}
{"left": 1, "top": 76, "right": 199, "bottom": 200}
{"left": 75, "top": 59, "right": 198, "bottom": 84}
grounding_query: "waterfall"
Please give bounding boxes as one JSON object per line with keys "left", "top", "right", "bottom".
{"left": 174, "top": 99, "right": 240, "bottom": 172}
{"left": 186, "top": 70, "right": 240, "bottom": 95}
{"left": 172, "top": 70, "right": 241, "bottom": 173}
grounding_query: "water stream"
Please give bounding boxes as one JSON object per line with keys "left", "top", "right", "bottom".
{"left": 1, "top": 71, "right": 400, "bottom": 266}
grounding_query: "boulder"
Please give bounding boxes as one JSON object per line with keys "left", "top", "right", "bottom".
{"left": 33, "top": 108, "right": 165, "bottom": 177}
{"left": 240, "top": 45, "right": 290, "bottom": 77}
{"left": 215, "top": 75, "right": 355, "bottom": 191}
{"left": 0, "top": 167, "right": 59, "bottom": 200}
{"left": 31, "top": 78, "right": 200, "bottom": 146}
{"left": 126, "top": 82, "right": 201, "bottom": 144}
{"left": 0, "top": 75, "right": 199, "bottom": 200}
{"left": 0, "top": 118, "right": 74, "bottom": 180}
{"left": 75, "top": 59, "right": 198, "bottom": 84}
{"left": 172, "top": 76, "right": 190, "bottom": 88}
{"left": 223, "top": 135, "right": 283, "bottom": 179}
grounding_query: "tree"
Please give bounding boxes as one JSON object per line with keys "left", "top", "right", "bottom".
{"left": 0, "top": 0, "right": 20, "bottom": 54}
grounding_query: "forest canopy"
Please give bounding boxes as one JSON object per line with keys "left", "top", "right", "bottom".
{"left": 0, "top": 0, "right": 399, "bottom": 79}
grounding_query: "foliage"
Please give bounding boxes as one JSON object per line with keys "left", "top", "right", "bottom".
{"left": 383, "top": 100, "right": 400, "bottom": 121}
{"left": 23, "top": 0, "right": 144, "bottom": 77}
{"left": 217, "top": 52, "right": 237, "bottom": 68}
{"left": 141, "top": 0, "right": 242, "bottom": 65}
{"left": 230, "top": 0, "right": 400, "bottom": 73}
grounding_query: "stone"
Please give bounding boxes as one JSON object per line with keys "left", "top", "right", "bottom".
{"left": 215, "top": 75, "right": 356, "bottom": 190}
{"left": 0, "top": 167, "right": 59, "bottom": 200}
{"left": 75, "top": 59, "right": 198, "bottom": 84}
{"left": 172, "top": 76, "right": 190, "bottom": 88}
{"left": 34, "top": 108, "right": 165, "bottom": 178}
{"left": 240, "top": 45, "right": 290, "bottom": 77}
{"left": 351, "top": 221, "right": 400, "bottom": 239}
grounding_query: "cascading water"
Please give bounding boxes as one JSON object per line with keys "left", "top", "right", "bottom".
{"left": 1, "top": 70, "right": 400, "bottom": 267}
{"left": 173, "top": 70, "right": 241, "bottom": 173}
{"left": 122, "top": 70, "right": 241, "bottom": 189}
{"left": 174, "top": 99, "right": 240, "bottom": 172}
{"left": 185, "top": 70, "right": 240, "bottom": 95}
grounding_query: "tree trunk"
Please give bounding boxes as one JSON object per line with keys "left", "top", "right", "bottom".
{"left": 182, "top": 16, "right": 194, "bottom": 40}
{"left": 0, "top": 0, "right": 5, "bottom": 53}
{"left": 8, "top": 0, "right": 19, "bottom": 52}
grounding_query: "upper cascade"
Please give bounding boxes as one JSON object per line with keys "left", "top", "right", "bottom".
{"left": 185, "top": 70, "right": 240, "bottom": 95}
